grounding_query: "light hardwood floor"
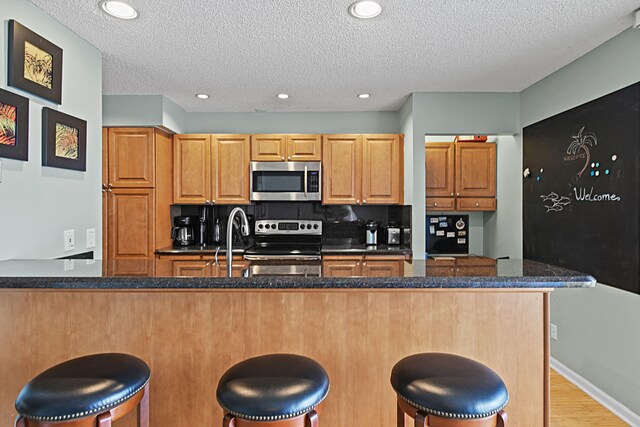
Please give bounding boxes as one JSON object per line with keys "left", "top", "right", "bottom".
{"left": 551, "top": 369, "right": 629, "bottom": 426}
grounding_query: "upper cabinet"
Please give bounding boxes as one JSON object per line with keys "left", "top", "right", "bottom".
{"left": 323, "top": 134, "right": 403, "bottom": 205}
{"left": 173, "top": 134, "right": 211, "bottom": 204}
{"left": 107, "top": 128, "right": 155, "bottom": 187}
{"left": 250, "top": 134, "right": 322, "bottom": 161}
{"left": 362, "top": 134, "right": 403, "bottom": 204}
{"left": 425, "top": 142, "right": 496, "bottom": 211}
{"left": 425, "top": 142, "right": 454, "bottom": 197}
{"left": 212, "top": 134, "right": 251, "bottom": 204}
{"left": 322, "top": 134, "right": 362, "bottom": 204}
{"left": 286, "top": 134, "right": 322, "bottom": 161}
{"left": 173, "top": 134, "right": 250, "bottom": 205}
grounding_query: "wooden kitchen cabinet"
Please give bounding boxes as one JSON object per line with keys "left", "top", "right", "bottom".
{"left": 425, "top": 142, "right": 455, "bottom": 198}
{"left": 108, "top": 188, "right": 155, "bottom": 262}
{"left": 155, "top": 255, "right": 247, "bottom": 277}
{"left": 322, "top": 255, "right": 405, "bottom": 277}
{"left": 426, "top": 256, "right": 496, "bottom": 276}
{"left": 362, "top": 134, "right": 403, "bottom": 205}
{"left": 251, "top": 134, "right": 322, "bottom": 161}
{"left": 103, "top": 127, "right": 172, "bottom": 267}
{"left": 286, "top": 134, "right": 322, "bottom": 161}
{"left": 107, "top": 128, "right": 155, "bottom": 188}
{"left": 212, "top": 135, "right": 251, "bottom": 204}
{"left": 173, "top": 134, "right": 250, "bottom": 204}
{"left": 172, "top": 260, "right": 210, "bottom": 277}
{"left": 455, "top": 142, "right": 496, "bottom": 198}
{"left": 425, "top": 142, "right": 496, "bottom": 211}
{"left": 322, "top": 256, "right": 363, "bottom": 277}
{"left": 251, "top": 134, "right": 286, "bottom": 161}
{"left": 323, "top": 134, "right": 403, "bottom": 205}
{"left": 173, "top": 134, "right": 211, "bottom": 204}
{"left": 322, "top": 135, "right": 362, "bottom": 204}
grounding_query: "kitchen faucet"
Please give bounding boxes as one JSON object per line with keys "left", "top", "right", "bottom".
{"left": 226, "top": 207, "right": 250, "bottom": 277}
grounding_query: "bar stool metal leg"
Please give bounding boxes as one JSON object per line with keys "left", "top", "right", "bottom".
{"left": 397, "top": 403, "right": 405, "bottom": 427}
{"left": 306, "top": 410, "right": 319, "bottom": 427}
{"left": 414, "top": 411, "right": 427, "bottom": 427}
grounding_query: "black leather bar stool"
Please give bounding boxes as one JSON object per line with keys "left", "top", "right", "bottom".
{"left": 15, "top": 353, "right": 150, "bottom": 427}
{"left": 217, "top": 354, "right": 330, "bottom": 427}
{"left": 391, "top": 353, "right": 508, "bottom": 427}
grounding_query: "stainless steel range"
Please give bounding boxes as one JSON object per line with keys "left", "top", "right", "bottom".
{"left": 244, "top": 219, "right": 323, "bottom": 276}
{"left": 244, "top": 219, "right": 322, "bottom": 260}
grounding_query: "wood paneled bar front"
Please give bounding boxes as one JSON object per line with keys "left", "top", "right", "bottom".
{"left": 0, "top": 259, "right": 594, "bottom": 427}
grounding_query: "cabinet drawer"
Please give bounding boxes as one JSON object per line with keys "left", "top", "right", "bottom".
{"left": 426, "top": 197, "right": 455, "bottom": 211}
{"left": 456, "top": 198, "right": 496, "bottom": 211}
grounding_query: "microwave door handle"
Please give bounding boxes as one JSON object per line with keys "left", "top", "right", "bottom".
{"left": 304, "top": 165, "right": 308, "bottom": 197}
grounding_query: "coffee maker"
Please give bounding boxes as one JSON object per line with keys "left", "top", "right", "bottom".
{"left": 172, "top": 216, "right": 197, "bottom": 246}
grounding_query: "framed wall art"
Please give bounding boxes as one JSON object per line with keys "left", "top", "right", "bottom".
{"left": 8, "top": 20, "right": 63, "bottom": 104}
{"left": 42, "top": 108, "right": 86, "bottom": 171}
{"left": 0, "top": 88, "right": 29, "bottom": 161}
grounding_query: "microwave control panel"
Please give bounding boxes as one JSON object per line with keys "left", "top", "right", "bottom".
{"left": 307, "top": 171, "right": 320, "bottom": 193}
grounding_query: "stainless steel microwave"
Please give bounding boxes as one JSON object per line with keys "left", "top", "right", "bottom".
{"left": 250, "top": 161, "right": 321, "bottom": 201}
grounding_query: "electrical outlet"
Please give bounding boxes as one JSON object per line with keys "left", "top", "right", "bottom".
{"left": 550, "top": 323, "right": 558, "bottom": 341}
{"left": 86, "top": 229, "right": 96, "bottom": 249}
{"left": 64, "top": 230, "right": 75, "bottom": 251}
{"left": 64, "top": 259, "right": 75, "bottom": 271}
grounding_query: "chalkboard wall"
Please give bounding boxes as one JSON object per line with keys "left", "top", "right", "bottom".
{"left": 523, "top": 82, "right": 640, "bottom": 294}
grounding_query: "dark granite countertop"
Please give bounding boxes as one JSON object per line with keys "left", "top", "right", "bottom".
{"left": 155, "top": 239, "right": 411, "bottom": 256}
{"left": 155, "top": 244, "right": 249, "bottom": 255}
{"left": 0, "top": 259, "right": 595, "bottom": 289}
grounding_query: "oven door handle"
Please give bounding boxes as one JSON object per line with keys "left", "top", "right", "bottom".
{"left": 304, "top": 165, "right": 308, "bottom": 198}
{"left": 243, "top": 255, "right": 321, "bottom": 261}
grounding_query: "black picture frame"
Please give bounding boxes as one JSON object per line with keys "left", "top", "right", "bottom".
{"left": 8, "top": 20, "right": 63, "bottom": 104}
{"left": 42, "top": 108, "right": 87, "bottom": 171}
{"left": 0, "top": 88, "right": 29, "bottom": 161}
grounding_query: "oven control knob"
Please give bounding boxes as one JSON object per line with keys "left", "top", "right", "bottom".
{"left": 258, "top": 224, "right": 263, "bottom": 229}
{"left": 300, "top": 224, "right": 306, "bottom": 229}
{"left": 271, "top": 224, "right": 276, "bottom": 229}
{"left": 313, "top": 224, "right": 319, "bottom": 229}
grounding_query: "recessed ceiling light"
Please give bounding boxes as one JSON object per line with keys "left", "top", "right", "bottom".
{"left": 276, "top": 94, "right": 289, "bottom": 99}
{"left": 196, "top": 94, "right": 209, "bottom": 99}
{"left": 358, "top": 93, "right": 370, "bottom": 99}
{"left": 349, "top": 1, "right": 382, "bottom": 19}
{"left": 100, "top": 1, "right": 138, "bottom": 20}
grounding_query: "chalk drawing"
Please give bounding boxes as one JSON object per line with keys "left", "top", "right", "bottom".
{"left": 541, "top": 192, "right": 572, "bottom": 213}
{"left": 565, "top": 126, "right": 598, "bottom": 178}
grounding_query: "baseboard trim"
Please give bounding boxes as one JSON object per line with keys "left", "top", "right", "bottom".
{"left": 551, "top": 357, "right": 640, "bottom": 426}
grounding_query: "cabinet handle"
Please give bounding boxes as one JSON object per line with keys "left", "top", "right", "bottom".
{"left": 451, "top": 192, "right": 454, "bottom": 196}
{"left": 433, "top": 202, "right": 438, "bottom": 207}
{"left": 108, "top": 183, "right": 113, "bottom": 188}
{"left": 475, "top": 202, "right": 480, "bottom": 207}
{"left": 363, "top": 199, "right": 367, "bottom": 204}
{"left": 363, "top": 262, "right": 367, "bottom": 266}
{"left": 281, "top": 156, "right": 285, "bottom": 160}
{"left": 107, "top": 188, "right": 112, "bottom": 192}
{"left": 212, "top": 200, "right": 215, "bottom": 203}
{"left": 288, "top": 156, "right": 291, "bottom": 160}
{"left": 356, "top": 200, "right": 360, "bottom": 204}
{"left": 457, "top": 193, "right": 460, "bottom": 196}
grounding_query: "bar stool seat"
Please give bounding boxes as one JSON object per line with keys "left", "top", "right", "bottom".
{"left": 391, "top": 353, "right": 508, "bottom": 421}
{"left": 217, "top": 354, "right": 329, "bottom": 422}
{"left": 15, "top": 353, "right": 150, "bottom": 423}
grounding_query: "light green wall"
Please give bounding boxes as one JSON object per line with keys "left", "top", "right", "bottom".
{"left": 520, "top": 28, "right": 640, "bottom": 416}
{"left": 0, "top": 0, "right": 102, "bottom": 260}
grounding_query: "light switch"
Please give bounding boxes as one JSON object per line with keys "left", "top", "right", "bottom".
{"left": 86, "top": 229, "right": 96, "bottom": 248}
{"left": 64, "top": 230, "right": 75, "bottom": 251}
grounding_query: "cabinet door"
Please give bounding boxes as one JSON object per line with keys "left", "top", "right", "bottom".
{"left": 425, "top": 142, "right": 454, "bottom": 197}
{"left": 455, "top": 197, "right": 496, "bottom": 211}
{"left": 362, "top": 259, "right": 403, "bottom": 277}
{"left": 425, "top": 197, "right": 455, "bottom": 211}
{"left": 251, "top": 134, "right": 286, "bottom": 161}
{"left": 212, "top": 135, "right": 251, "bottom": 204}
{"left": 213, "top": 257, "right": 250, "bottom": 277}
{"left": 173, "top": 134, "right": 211, "bottom": 204}
{"left": 286, "top": 134, "right": 322, "bottom": 161}
{"left": 172, "top": 260, "right": 211, "bottom": 277}
{"left": 455, "top": 142, "right": 496, "bottom": 197}
{"left": 322, "top": 135, "right": 362, "bottom": 204}
{"left": 322, "top": 256, "right": 363, "bottom": 277}
{"left": 362, "top": 134, "right": 403, "bottom": 204}
{"left": 108, "top": 188, "right": 155, "bottom": 260}
{"left": 107, "top": 128, "right": 155, "bottom": 188}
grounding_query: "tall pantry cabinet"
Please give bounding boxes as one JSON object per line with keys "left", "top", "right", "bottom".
{"left": 102, "top": 128, "right": 173, "bottom": 275}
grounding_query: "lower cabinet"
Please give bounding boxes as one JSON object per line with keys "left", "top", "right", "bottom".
{"left": 425, "top": 256, "right": 496, "bottom": 276}
{"left": 156, "top": 255, "right": 248, "bottom": 277}
{"left": 322, "top": 255, "right": 406, "bottom": 277}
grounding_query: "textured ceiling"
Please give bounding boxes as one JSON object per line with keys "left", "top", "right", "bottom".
{"left": 27, "top": 0, "right": 638, "bottom": 112}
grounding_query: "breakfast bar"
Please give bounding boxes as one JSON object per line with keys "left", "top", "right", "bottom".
{"left": 0, "top": 259, "right": 594, "bottom": 427}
